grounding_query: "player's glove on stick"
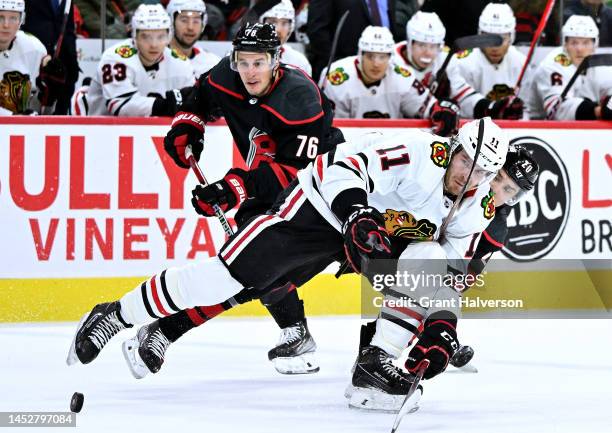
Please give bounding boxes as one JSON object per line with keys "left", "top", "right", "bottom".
{"left": 430, "top": 100, "right": 459, "bottom": 137}
{"left": 600, "top": 95, "right": 612, "bottom": 120}
{"left": 432, "top": 70, "right": 451, "bottom": 100}
{"left": 37, "top": 57, "right": 66, "bottom": 106}
{"left": 342, "top": 206, "right": 392, "bottom": 273}
{"left": 475, "top": 95, "right": 524, "bottom": 120}
{"left": 164, "top": 112, "right": 205, "bottom": 168}
{"left": 191, "top": 168, "right": 249, "bottom": 216}
{"left": 405, "top": 312, "right": 459, "bottom": 379}
{"left": 151, "top": 89, "right": 184, "bottom": 116}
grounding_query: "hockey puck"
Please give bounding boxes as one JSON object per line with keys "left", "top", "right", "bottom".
{"left": 70, "top": 392, "right": 84, "bottom": 413}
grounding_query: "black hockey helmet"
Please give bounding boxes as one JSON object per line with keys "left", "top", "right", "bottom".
{"left": 230, "top": 22, "right": 281, "bottom": 72}
{"left": 503, "top": 145, "right": 539, "bottom": 206}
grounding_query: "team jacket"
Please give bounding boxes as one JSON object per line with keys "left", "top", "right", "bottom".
{"left": 393, "top": 41, "right": 482, "bottom": 118}
{"left": 296, "top": 130, "right": 497, "bottom": 262}
{"left": 183, "top": 56, "right": 334, "bottom": 204}
{"left": 84, "top": 39, "right": 195, "bottom": 116}
{"left": 0, "top": 31, "right": 47, "bottom": 115}
{"left": 320, "top": 55, "right": 435, "bottom": 119}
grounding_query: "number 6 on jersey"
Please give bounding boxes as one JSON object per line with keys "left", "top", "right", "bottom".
{"left": 296, "top": 135, "right": 319, "bottom": 159}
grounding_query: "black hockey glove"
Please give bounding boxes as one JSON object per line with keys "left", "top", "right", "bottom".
{"left": 430, "top": 100, "right": 459, "bottom": 137}
{"left": 431, "top": 70, "right": 451, "bottom": 100}
{"left": 405, "top": 312, "right": 459, "bottom": 380}
{"left": 151, "top": 89, "right": 184, "bottom": 117}
{"left": 37, "top": 57, "right": 66, "bottom": 106}
{"left": 342, "top": 206, "right": 392, "bottom": 274}
{"left": 191, "top": 168, "right": 249, "bottom": 216}
{"left": 164, "top": 111, "right": 205, "bottom": 168}
{"left": 600, "top": 95, "right": 612, "bottom": 120}
{"left": 475, "top": 95, "right": 524, "bottom": 120}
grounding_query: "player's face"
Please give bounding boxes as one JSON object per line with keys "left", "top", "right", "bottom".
{"left": 410, "top": 41, "right": 440, "bottom": 69}
{"left": 263, "top": 17, "right": 292, "bottom": 44}
{"left": 490, "top": 168, "right": 520, "bottom": 206}
{"left": 135, "top": 29, "right": 170, "bottom": 66}
{"left": 444, "top": 149, "right": 491, "bottom": 195}
{"left": 482, "top": 33, "right": 512, "bottom": 64}
{"left": 236, "top": 51, "right": 275, "bottom": 97}
{"left": 173, "top": 11, "right": 203, "bottom": 49}
{"left": 0, "top": 11, "right": 21, "bottom": 49}
{"left": 565, "top": 37, "right": 596, "bottom": 66}
{"left": 361, "top": 52, "right": 391, "bottom": 83}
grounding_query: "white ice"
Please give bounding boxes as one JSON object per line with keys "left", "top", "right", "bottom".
{"left": 1, "top": 316, "right": 611, "bottom": 433}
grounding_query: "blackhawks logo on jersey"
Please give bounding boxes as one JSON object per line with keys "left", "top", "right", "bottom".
{"left": 393, "top": 64, "right": 411, "bottom": 77}
{"left": 554, "top": 53, "right": 571, "bottom": 67}
{"left": 486, "top": 83, "right": 515, "bottom": 101}
{"left": 171, "top": 48, "right": 188, "bottom": 60}
{"left": 383, "top": 209, "right": 437, "bottom": 241}
{"left": 455, "top": 49, "right": 472, "bottom": 59}
{"left": 481, "top": 191, "right": 496, "bottom": 220}
{"left": 430, "top": 141, "right": 450, "bottom": 168}
{"left": 115, "top": 45, "right": 136, "bottom": 59}
{"left": 327, "top": 67, "right": 349, "bottom": 86}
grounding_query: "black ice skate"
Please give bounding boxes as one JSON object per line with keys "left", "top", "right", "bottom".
{"left": 267, "top": 320, "right": 319, "bottom": 374}
{"left": 347, "top": 345, "right": 422, "bottom": 412}
{"left": 66, "top": 302, "right": 132, "bottom": 365}
{"left": 122, "top": 321, "right": 171, "bottom": 379}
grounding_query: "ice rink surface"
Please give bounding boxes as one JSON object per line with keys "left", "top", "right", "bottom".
{"left": 1, "top": 316, "right": 611, "bottom": 433}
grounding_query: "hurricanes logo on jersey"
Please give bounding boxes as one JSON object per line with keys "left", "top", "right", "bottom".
{"left": 383, "top": 209, "right": 436, "bottom": 240}
{"left": 393, "top": 64, "right": 411, "bottom": 77}
{"left": 481, "top": 191, "right": 496, "bottom": 220}
{"left": 430, "top": 141, "right": 450, "bottom": 168}
{"left": 455, "top": 49, "right": 472, "bottom": 59}
{"left": 554, "top": 53, "right": 571, "bottom": 67}
{"left": 327, "top": 67, "right": 349, "bottom": 86}
{"left": 486, "top": 84, "right": 514, "bottom": 101}
{"left": 115, "top": 45, "right": 137, "bottom": 58}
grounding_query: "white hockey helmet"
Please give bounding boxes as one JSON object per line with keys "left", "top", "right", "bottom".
{"left": 358, "top": 26, "right": 395, "bottom": 54}
{"left": 478, "top": 3, "right": 516, "bottom": 42}
{"left": 451, "top": 117, "right": 509, "bottom": 173}
{"left": 260, "top": 0, "right": 295, "bottom": 35}
{"left": 563, "top": 14, "right": 599, "bottom": 47}
{"left": 0, "top": 0, "right": 25, "bottom": 25}
{"left": 166, "top": 0, "right": 207, "bottom": 31}
{"left": 132, "top": 4, "right": 172, "bottom": 38}
{"left": 405, "top": 12, "right": 445, "bottom": 66}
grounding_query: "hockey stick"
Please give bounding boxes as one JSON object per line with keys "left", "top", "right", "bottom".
{"left": 54, "top": 0, "right": 73, "bottom": 59}
{"left": 514, "top": 0, "right": 556, "bottom": 96}
{"left": 185, "top": 146, "right": 235, "bottom": 237}
{"left": 560, "top": 53, "right": 612, "bottom": 100}
{"left": 430, "top": 34, "right": 503, "bottom": 95}
{"left": 320, "top": 10, "right": 350, "bottom": 92}
{"left": 437, "top": 118, "right": 485, "bottom": 241}
{"left": 390, "top": 359, "right": 429, "bottom": 433}
{"left": 239, "top": 0, "right": 282, "bottom": 29}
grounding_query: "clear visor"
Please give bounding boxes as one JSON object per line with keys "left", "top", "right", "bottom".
{"left": 451, "top": 138, "right": 497, "bottom": 187}
{"left": 230, "top": 50, "right": 277, "bottom": 72}
{"left": 506, "top": 188, "right": 531, "bottom": 206}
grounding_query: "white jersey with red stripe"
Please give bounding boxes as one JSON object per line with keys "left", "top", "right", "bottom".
{"left": 319, "top": 55, "right": 435, "bottom": 119}
{"left": 83, "top": 39, "right": 195, "bottom": 116}
{"left": 392, "top": 41, "right": 482, "bottom": 118}
{"left": 296, "top": 130, "right": 496, "bottom": 261}
{"left": 280, "top": 44, "right": 312, "bottom": 77}
{"left": 450, "top": 46, "right": 526, "bottom": 102}
{"left": 190, "top": 46, "right": 221, "bottom": 78}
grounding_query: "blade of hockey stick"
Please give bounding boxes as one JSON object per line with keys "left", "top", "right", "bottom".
{"left": 186, "top": 146, "right": 234, "bottom": 237}
{"left": 390, "top": 359, "right": 430, "bottom": 433}
{"left": 320, "top": 10, "right": 350, "bottom": 92}
{"left": 560, "top": 53, "right": 612, "bottom": 100}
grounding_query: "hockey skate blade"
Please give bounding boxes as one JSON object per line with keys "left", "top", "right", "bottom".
{"left": 272, "top": 352, "right": 320, "bottom": 375}
{"left": 447, "top": 363, "right": 479, "bottom": 374}
{"left": 348, "top": 387, "right": 411, "bottom": 413}
{"left": 122, "top": 336, "right": 150, "bottom": 379}
{"left": 66, "top": 313, "right": 89, "bottom": 366}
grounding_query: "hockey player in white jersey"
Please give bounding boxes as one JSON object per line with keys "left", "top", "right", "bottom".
{"left": 260, "top": 0, "right": 312, "bottom": 76}
{"left": 166, "top": 0, "right": 220, "bottom": 77}
{"left": 67, "top": 119, "right": 508, "bottom": 411}
{"left": 0, "top": 0, "right": 64, "bottom": 115}
{"left": 451, "top": 3, "right": 526, "bottom": 119}
{"left": 322, "top": 26, "right": 459, "bottom": 136}
{"left": 529, "top": 15, "right": 612, "bottom": 120}
{"left": 74, "top": 4, "right": 194, "bottom": 116}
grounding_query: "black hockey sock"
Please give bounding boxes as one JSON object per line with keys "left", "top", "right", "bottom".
{"left": 265, "top": 289, "right": 306, "bottom": 329}
{"left": 158, "top": 310, "right": 198, "bottom": 343}
{"left": 359, "top": 320, "right": 377, "bottom": 350}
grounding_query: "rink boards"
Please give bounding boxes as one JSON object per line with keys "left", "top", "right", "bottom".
{"left": 1, "top": 118, "right": 610, "bottom": 321}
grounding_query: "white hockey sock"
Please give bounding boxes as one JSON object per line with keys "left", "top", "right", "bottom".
{"left": 370, "top": 318, "right": 416, "bottom": 359}
{"left": 120, "top": 256, "right": 245, "bottom": 325}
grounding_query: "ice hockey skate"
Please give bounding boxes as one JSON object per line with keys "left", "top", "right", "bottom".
{"left": 267, "top": 319, "right": 319, "bottom": 374}
{"left": 66, "top": 302, "right": 132, "bottom": 366}
{"left": 122, "top": 322, "right": 171, "bottom": 379}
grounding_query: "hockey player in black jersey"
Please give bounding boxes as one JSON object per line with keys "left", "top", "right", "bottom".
{"left": 132, "top": 22, "right": 340, "bottom": 377}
